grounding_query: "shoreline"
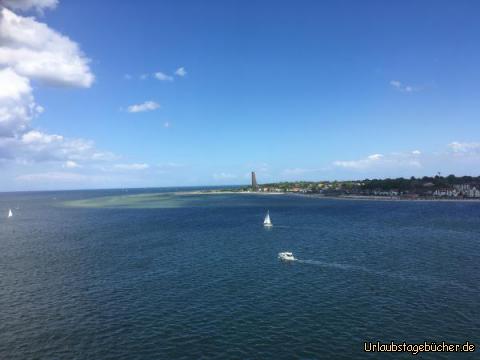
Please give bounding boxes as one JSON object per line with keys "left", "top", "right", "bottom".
{"left": 292, "top": 193, "right": 480, "bottom": 202}
{"left": 174, "top": 190, "right": 285, "bottom": 196}
{"left": 177, "top": 189, "right": 480, "bottom": 202}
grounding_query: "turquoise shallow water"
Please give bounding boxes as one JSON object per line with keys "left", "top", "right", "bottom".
{"left": 0, "top": 188, "right": 479, "bottom": 359}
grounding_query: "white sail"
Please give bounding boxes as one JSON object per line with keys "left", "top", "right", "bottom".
{"left": 263, "top": 211, "right": 272, "bottom": 226}
{"left": 8, "top": 209, "right": 13, "bottom": 218}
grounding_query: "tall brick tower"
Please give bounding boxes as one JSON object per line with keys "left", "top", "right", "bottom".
{"left": 251, "top": 171, "right": 258, "bottom": 191}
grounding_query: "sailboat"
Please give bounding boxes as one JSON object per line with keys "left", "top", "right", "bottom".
{"left": 8, "top": 209, "right": 13, "bottom": 218}
{"left": 263, "top": 210, "right": 272, "bottom": 227}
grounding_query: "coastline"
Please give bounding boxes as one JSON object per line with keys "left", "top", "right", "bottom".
{"left": 174, "top": 190, "right": 286, "bottom": 196}
{"left": 177, "top": 189, "right": 480, "bottom": 202}
{"left": 290, "top": 193, "right": 480, "bottom": 202}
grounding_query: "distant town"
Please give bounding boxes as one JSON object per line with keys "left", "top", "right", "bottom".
{"left": 237, "top": 172, "right": 480, "bottom": 200}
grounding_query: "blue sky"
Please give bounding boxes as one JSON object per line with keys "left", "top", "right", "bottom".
{"left": 1, "top": 0, "right": 480, "bottom": 190}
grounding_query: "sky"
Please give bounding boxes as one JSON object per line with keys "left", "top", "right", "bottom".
{"left": 1, "top": 0, "right": 480, "bottom": 191}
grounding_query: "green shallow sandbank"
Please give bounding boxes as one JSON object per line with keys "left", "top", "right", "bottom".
{"left": 63, "top": 193, "right": 194, "bottom": 209}
{"left": 62, "top": 191, "right": 267, "bottom": 209}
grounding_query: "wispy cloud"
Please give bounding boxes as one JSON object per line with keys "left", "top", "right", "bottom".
{"left": 331, "top": 142, "right": 480, "bottom": 177}
{"left": 127, "top": 101, "right": 160, "bottom": 113}
{"left": 0, "top": 128, "right": 116, "bottom": 164}
{"left": 334, "top": 152, "right": 421, "bottom": 170}
{"left": 175, "top": 67, "right": 187, "bottom": 77}
{"left": 390, "top": 80, "right": 419, "bottom": 93}
{"left": 154, "top": 71, "right": 174, "bottom": 82}
{"left": 127, "top": 68, "right": 187, "bottom": 82}
{"left": 114, "top": 163, "right": 150, "bottom": 170}
{"left": 448, "top": 141, "right": 480, "bottom": 154}
{"left": 63, "top": 160, "right": 80, "bottom": 169}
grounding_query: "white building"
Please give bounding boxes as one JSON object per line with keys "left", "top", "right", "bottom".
{"left": 453, "top": 184, "right": 480, "bottom": 198}
{"left": 433, "top": 189, "right": 458, "bottom": 197}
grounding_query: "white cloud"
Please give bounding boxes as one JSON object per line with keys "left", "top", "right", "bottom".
{"left": 175, "top": 67, "right": 187, "bottom": 77}
{"left": 21, "top": 129, "right": 62, "bottom": 144}
{"left": 164, "top": 121, "right": 170, "bottom": 128}
{"left": 154, "top": 71, "right": 173, "bottom": 82}
{"left": 390, "top": 80, "right": 401, "bottom": 88}
{"left": 0, "top": 129, "right": 117, "bottom": 164}
{"left": 389, "top": 80, "right": 419, "bottom": 93}
{"left": 114, "top": 163, "right": 149, "bottom": 170}
{"left": 334, "top": 152, "right": 421, "bottom": 170}
{"left": 0, "top": 8, "right": 94, "bottom": 87}
{"left": 127, "top": 101, "right": 160, "bottom": 113}
{"left": 91, "top": 151, "right": 117, "bottom": 161}
{"left": 0, "top": 67, "right": 31, "bottom": 100}
{"left": 329, "top": 143, "right": 480, "bottom": 178}
{"left": 63, "top": 160, "right": 80, "bottom": 168}
{"left": 0, "top": 40, "right": 113, "bottom": 167}
{"left": 368, "top": 153, "right": 383, "bottom": 160}
{"left": 0, "top": 67, "right": 41, "bottom": 136}
{"left": 448, "top": 141, "right": 480, "bottom": 153}
{"left": 1, "top": 0, "right": 58, "bottom": 12}
{"left": 334, "top": 154, "right": 383, "bottom": 169}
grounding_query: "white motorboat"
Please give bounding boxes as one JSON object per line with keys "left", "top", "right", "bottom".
{"left": 263, "top": 210, "right": 272, "bottom": 227}
{"left": 278, "top": 252, "right": 295, "bottom": 261}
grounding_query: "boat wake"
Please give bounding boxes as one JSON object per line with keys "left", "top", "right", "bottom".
{"left": 295, "top": 259, "right": 472, "bottom": 292}
{"left": 296, "top": 259, "right": 369, "bottom": 272}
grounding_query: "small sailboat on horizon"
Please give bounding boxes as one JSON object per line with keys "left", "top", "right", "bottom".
{"left": 7, "top": 209, "right": 13, "bottom": 218}
{"left": 263, "top": 210, "right": 272, "bottom": 227}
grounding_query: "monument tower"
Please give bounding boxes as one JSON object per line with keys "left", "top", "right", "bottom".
{"left": 251, "top": 171, "right": 258, "bottom": 191}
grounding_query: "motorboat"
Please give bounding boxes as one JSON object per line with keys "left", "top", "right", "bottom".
{"left": 278, "top": 252, "right": 295, "bottom": 261}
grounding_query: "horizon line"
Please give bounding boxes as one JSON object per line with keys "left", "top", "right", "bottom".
{"left": 2, "top": 173, "right": 480, "bottom": 193}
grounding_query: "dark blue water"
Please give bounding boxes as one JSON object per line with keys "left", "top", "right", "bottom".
{"left": 0, "top": 189, "right": 479, "bottom": 359}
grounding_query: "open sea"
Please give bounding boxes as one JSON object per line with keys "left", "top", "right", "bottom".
{"left": 0, "top": 188, "right": 479, "bottom": 359}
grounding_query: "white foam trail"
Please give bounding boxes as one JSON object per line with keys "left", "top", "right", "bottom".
{"left": 297, "top": 259, "right": 369, "bottom": 272}
{"left": 295, "top": 259, "right": 472, "bottom": 292}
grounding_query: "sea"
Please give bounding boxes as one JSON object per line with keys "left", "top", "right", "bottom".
{"left": 0, "top": 188, "right": 479, "bottom": 359}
